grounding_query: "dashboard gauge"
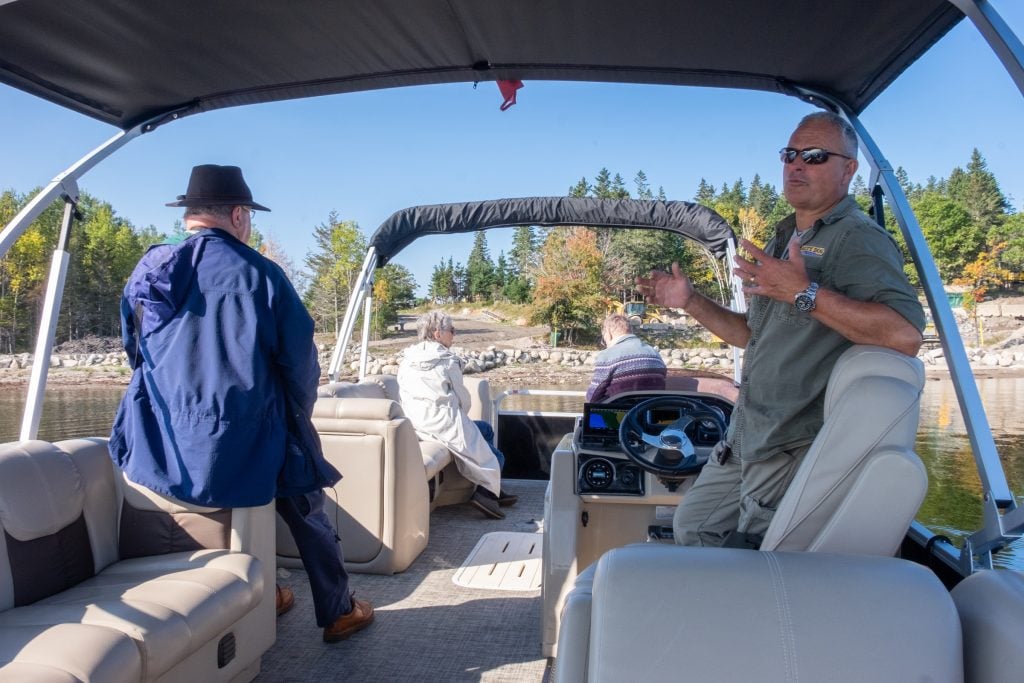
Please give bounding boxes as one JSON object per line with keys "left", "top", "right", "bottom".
{"left": 582, "top": 459, "right": 615, "bottom": 489}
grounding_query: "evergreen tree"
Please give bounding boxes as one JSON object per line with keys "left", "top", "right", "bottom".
{"left": 465, "top": 232, "right": 496, "bottom": 301}
{"left": 453, "top": 262, "right": 468, "bottom": 301}
{"left": 747, "top": 174, "right": 779, "bottom": 222}
{"left": 634, "top": 170, "right": 653, "bottom": 200}
{"left": 494, "top": 252, "right": 509, "bottom": 300}
{"left": 568, "top": 177, "right": 590, "bottom": 198}
{"left": 694, "top": 178, "right": 716, "bottom": 206}
{"left": 504, "top": 225, "right": 537, "bottom": 303}
{"left": 610, "top": 173, "right": 629, "bottom": 199}
{"left": 947, "top": 149, "right": 1009, "bottom": 227}
{"left": 851, "top": 175, "right": 869, "bottom": 199}
{"left": 895, "top": 167, "right": 914, "bottom": 199}
{"left": 593, "top": 168, "right": 613, "bottom": 199}
{"left": 371, "top": 263, "right": 416, "bottom": 337}
{"left": 428, "top": 259, "right": 453, "bottom": 303}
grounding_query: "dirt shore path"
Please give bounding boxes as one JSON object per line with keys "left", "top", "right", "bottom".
{"left": 363, "top": 313, "right": 551, "bottom": 353}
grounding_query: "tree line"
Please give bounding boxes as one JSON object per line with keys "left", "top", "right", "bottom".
{"left": 0, "top": 192, "right": 414, "bottom": 352}
{"left": 1, "top": 149, "right": 1019, "bottom": 352}
{"left": 424, "top": 152, "right": 1022, "bottom": 341}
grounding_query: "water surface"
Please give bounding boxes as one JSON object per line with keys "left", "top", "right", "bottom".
{"left": 3, "top": 376, "right": 1022, "bottom": 568}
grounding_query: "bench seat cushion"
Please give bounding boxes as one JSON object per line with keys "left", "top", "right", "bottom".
{"left": 0, "top": 623, "right": 141, "bottom": 683}
{"left": 0, "top": 550, "right": 261, "bottom": 680}
{"left": 420, "top": 441, "right": 453, "bottom": 480}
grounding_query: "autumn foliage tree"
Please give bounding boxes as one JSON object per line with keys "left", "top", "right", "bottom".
{"left": 530, "top": 227, "right": 605, "bottom": 344}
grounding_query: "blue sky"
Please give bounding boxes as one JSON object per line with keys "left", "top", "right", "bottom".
{"left": 1, "top": 2, "right": 1022, "bottom": 295}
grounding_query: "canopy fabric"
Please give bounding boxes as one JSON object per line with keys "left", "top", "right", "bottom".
{"left": 0, "top": 1, "right": 963, "bottom": 129}
{"left": 369, "top": 197, "right": 736, "bottom": 265}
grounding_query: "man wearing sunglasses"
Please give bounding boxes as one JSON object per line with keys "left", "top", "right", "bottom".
{"left": 637, "top": 112, "right": 925, "bottom": 548}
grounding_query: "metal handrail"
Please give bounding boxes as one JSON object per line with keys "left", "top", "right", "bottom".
{"left": 491, "top": 388, "right": 586, "bottom": 442}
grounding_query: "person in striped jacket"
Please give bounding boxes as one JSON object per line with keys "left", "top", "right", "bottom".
{"left": 586, "top": 314, "right": 667, "bottom": 403}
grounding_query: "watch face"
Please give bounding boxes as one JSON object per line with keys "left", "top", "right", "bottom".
{"left": 794, "top": 294, "right": 814, "bottom": 312}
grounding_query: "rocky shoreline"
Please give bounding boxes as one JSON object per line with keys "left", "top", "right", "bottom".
{"left": 3, "top": 337, "right": 1024, "bottom": 387}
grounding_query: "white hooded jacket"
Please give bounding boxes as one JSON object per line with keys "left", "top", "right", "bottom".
{"left": 397, "top": 341, "right": 502, "bottom": 496}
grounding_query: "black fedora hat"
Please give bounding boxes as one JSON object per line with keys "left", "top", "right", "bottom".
{"left": 166, "top": 164, "right": 271, "bottom": 211}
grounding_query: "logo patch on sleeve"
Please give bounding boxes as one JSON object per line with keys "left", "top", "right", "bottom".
{"left": 801, "top": 245, "right": 825, "bottom": 257}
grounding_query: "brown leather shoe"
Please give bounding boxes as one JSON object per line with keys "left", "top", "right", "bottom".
{"left": 276, "top": 585, "right": 295, "bottom": 617}
{"left": 323, "top": 598, "right": 375, "bottom": 642}
{"left": 497, "top": 489, "right": 518, "bottom": 507}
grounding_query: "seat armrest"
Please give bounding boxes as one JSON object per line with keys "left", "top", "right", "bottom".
{"left": 553, "top": 563, "right": 596, "bottom": 683}
{"left": 462, "top": 376, "right": 492, "bottom": 423}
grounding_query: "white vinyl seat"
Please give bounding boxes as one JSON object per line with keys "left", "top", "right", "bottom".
{"left": 551, "top": 346, "right": 928, "bottom": 661}
{"left": 277, "top": 374, "right": 494, "bottom": 574}
{"left": 951, "top": 568, "right": 1024, "bottom": 683}
{"left": 760, "top": 344, "right": 927, "bottom": 555}
{"left": 0, "top": 438, "right": 275, "bottom": 683}
{"left": 555, "top": 544, "right": 962, "bottom": 683}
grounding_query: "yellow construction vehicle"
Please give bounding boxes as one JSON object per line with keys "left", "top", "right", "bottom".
{"left": 610, "top": 300, "right": 666, "bottom": 326}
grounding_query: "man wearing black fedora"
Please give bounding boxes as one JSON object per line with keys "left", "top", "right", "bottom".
{"left": 109, "top": 164, "right": 374, "bottom": 643}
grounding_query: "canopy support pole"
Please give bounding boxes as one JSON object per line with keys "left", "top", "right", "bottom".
{"left": 19, "top": 197, "right": 79, "bottom": 440}
{"left": 327, "top": 248, "right": 378, "bottom": 381}
{"left": 948, "top": 0, "right": 1024, "bottom": 99}
{"left": 0, "top": 125, "right": 144, "bottom": 260}
{"left": 358, "top": 296, "right": 373, "bottom": 381}
{"left": 798, "top": 85, "right": 1015, "bottom": 572}
{"left": 723, "top": 239, "right": 747, "bottom": 384}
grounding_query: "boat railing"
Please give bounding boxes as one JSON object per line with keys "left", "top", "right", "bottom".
{"left": 491, "top": 388, "right": 586, "bottom": 443}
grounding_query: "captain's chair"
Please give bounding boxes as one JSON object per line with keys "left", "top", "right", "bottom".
{"left": 759, "top": 344, "right": 927, "bottom": 554}
{"left": 552, "top": 346, "right": 928, "bottom": 663}
{"left": 553, "top": 545, "right": 962, "bottom": 683}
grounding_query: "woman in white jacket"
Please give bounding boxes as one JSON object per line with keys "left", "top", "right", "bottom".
{"left": 397, "top": 311, "right": 517, "bottom": 519}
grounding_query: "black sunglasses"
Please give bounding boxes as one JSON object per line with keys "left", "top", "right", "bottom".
{"left": 779, "top": 147, "right": 854, "bottom": 165}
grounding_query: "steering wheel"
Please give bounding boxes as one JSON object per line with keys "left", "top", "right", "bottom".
{"left": 618, "top": 396, "right": 727, "bottom": 478}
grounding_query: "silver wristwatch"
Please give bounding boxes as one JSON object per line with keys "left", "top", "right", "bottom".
{"left": 794, "top": 282, "right": 819, "bottom": 312}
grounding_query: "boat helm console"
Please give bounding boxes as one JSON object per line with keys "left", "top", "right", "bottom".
{"left": 576, "top": 395, "right": 732, "bottom": 495}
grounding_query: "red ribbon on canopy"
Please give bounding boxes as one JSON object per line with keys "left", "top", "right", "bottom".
{"left": 497, "top": 80, "right": 524, "bottom": 111}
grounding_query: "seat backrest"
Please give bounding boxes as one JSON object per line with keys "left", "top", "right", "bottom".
{"left": 0, "top": 438, "right": 274, "bottom": 610}
{"left": 951, "top": 568, "right": 1024, "bottom": 683}
{"left": 361, "top": 374, "right": 402, "bottom": 401}
{"left": 760, "top": 344, "right": 927, "bottom": 555}
{"left": 0, "top": 439, "right": 114, "bottom": 610}
{"left": 303, "top": 396, "right": 429, "bottom": 570}
{"left": 318, "top": 379, "right": 390, "bottom": 400}
{"left": 563, "top": 544, "right": 961, "bottom": 683}
{"left": 362, "top": 373, "right": 493, "bottom": 422}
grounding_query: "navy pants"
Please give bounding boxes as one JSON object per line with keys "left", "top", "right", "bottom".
{"left": 276, "top": 490, "right": 352, "bottom": 627}
{"left": 473, "top": 419, "right": 505, "bottom": 469}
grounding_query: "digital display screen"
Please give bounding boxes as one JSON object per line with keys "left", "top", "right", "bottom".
{"left": 648, "top": 408, "right": 680, "bottom": 425}
{"left": 581, "top": 403, "right": 629, "bottom": 437}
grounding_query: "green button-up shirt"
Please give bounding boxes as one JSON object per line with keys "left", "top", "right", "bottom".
{"left": 729, "top": 195, "right": 925, "bottom": 462}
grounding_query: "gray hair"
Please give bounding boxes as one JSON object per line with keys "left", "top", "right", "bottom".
{"left": 184, "top": 205, "right": 234, "bottom": 220}
{"left": 602, "top": 313, "right": 631, "bottom": 340}
{"left": 798, "top": 111, "right": 858, "bottom": 157}
{"left": 417, "top": 310, "right": 454, "bottom": 342}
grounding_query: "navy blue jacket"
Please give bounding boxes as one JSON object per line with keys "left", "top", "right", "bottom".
{"left": 109, "top": 228, "right": 336, "bottom": 507}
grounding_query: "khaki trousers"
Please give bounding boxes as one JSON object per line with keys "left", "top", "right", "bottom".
{"left": 672, "top": 442, "right": 811, "bottom": 547}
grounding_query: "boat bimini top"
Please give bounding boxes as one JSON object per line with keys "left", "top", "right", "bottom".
{"left": 1, "top": 0, "right": 1023, "bottom": 575}
{"left": 332, "top": 196, "right": 744, "bottom": 384}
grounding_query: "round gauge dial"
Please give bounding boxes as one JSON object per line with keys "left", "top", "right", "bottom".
{"left": 582, "top": 459, "right": 615, "bottom": 489}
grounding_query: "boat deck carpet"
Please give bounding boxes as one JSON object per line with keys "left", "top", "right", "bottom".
{"left": 259, "top": 479, "right": 549, "bottom": 682}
